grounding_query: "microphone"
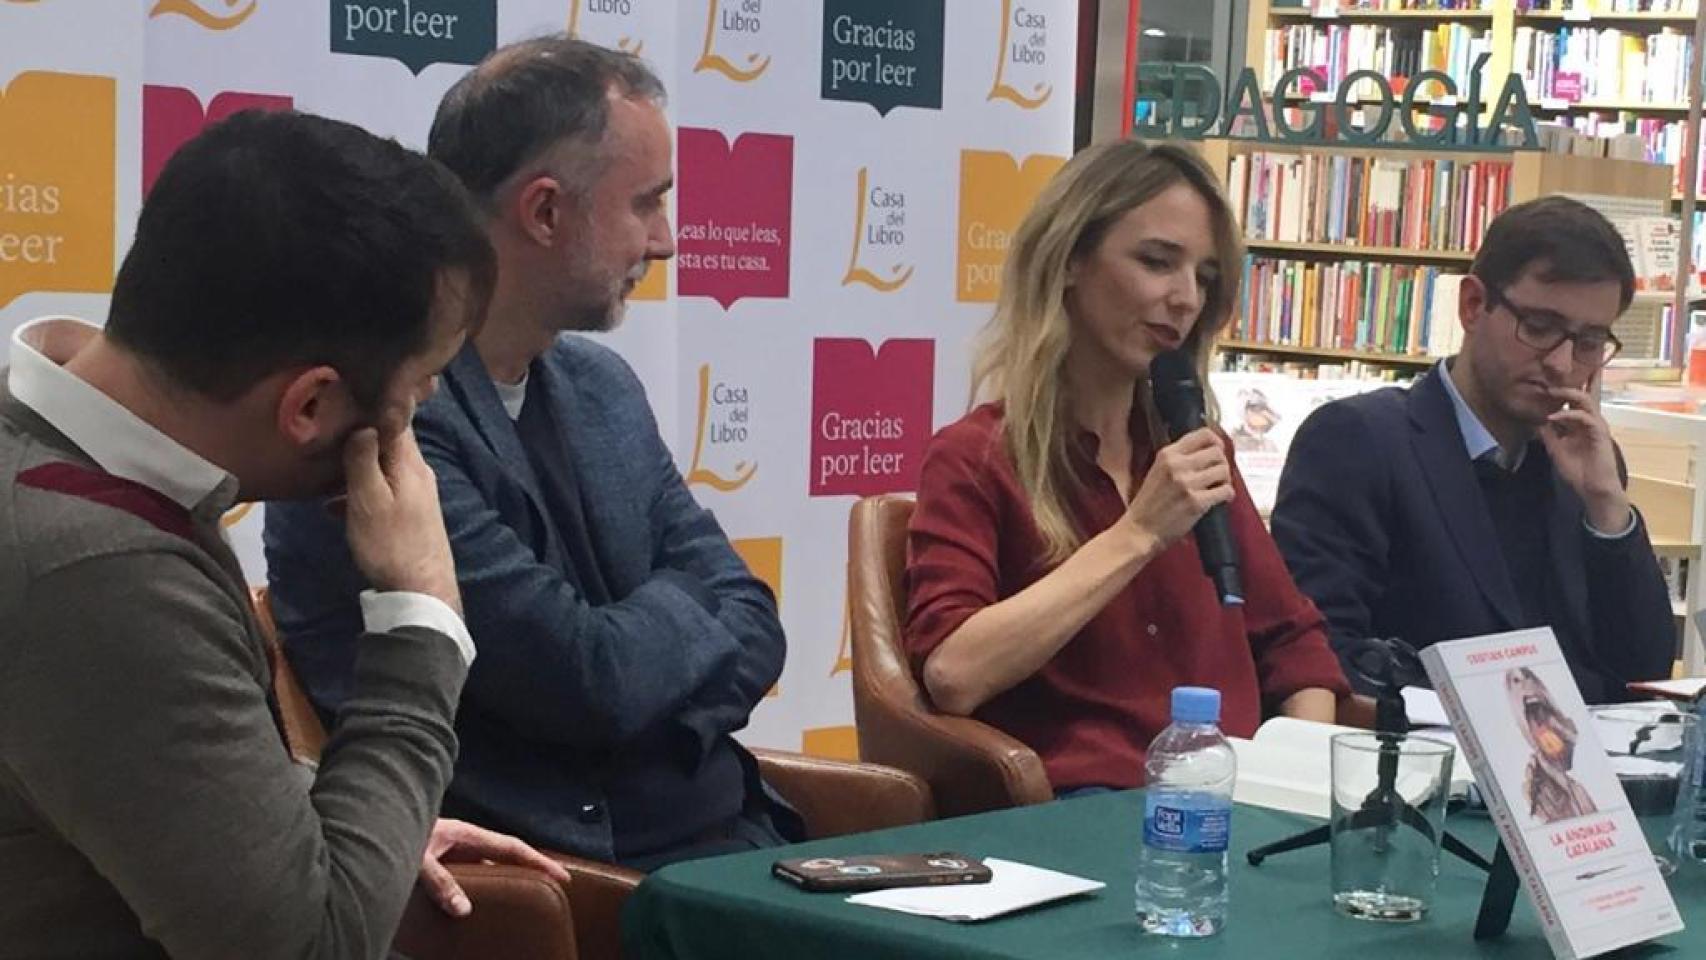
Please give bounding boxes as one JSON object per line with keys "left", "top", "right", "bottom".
{"left": 1148, "top": 348, "right": 1244, "bottom": 607}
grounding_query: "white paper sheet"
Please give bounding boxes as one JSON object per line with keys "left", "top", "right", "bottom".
{"left": 1401, "top": 686, "right": 1452, "bottom": 728}
{"left": 845, "top": 857, "right": 1103, "bottom": 923}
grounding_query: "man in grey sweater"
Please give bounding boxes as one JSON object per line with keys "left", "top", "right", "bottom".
{"left": 0, "top": 111, "right": 565, "bottom": 959}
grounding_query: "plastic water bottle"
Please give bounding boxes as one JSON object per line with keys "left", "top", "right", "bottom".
{"left": 1135, "top": 686, "right": 1236, "bottom": 937}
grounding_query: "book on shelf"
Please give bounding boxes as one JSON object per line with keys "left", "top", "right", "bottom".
{"left": 1515, "top": 25, "right": 1693, "bottom": 106}
{"left": 1517, "top": 1, "right": 1697, "bottom": 15}
{"left": 1631, "top": 216, "right": 1680, "bottom": 292}
{"left": 1225, "top": 151, "right": 1512, "bottom": 252}
{"left": 1534, "top": 122, "right": 1649, "bottom": 161}
{"left": 1421, "top": 628, "right": 1683, "bottom": 960}
{"left": 1283, "top": 0, "right": 1493, "bottom": 12}
{"left": 1264, "top": 22, "right": 1491, "bottom": 92}
{"left": 1235, "top": 255, "right": 1466, "bottom": 356}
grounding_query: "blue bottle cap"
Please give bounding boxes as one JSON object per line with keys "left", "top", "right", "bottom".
{"left": 1171, "top": 686, "right": 1221, "bottom": 725}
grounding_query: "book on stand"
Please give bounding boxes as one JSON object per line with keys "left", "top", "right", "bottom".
{"left": 1421, "top": 628, "right": 1684, "bottom": 960}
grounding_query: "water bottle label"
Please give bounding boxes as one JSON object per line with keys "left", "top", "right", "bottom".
{"left": 1143, "top": 794, "right": 1231, "bottom": 854}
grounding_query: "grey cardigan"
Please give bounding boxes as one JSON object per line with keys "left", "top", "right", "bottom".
{"left": 0, "top": 389, "right": 467, "bottom": 959}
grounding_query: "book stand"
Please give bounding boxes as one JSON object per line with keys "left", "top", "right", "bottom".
{"left": 1473, "top": 841, "right": 1520, "bottom": 940}
{"left": 1246, "top": 638, "right": 1492, "bottom": 873}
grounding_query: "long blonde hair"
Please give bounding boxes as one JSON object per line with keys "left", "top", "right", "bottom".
{"left": 971, "top": 140, "right": 1243, "bottom": 563}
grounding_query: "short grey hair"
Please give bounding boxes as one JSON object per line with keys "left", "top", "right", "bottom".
{"left": 427, "top": 34, "right": 665, "bottom": 205}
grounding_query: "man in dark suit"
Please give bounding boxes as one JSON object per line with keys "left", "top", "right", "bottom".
{"left": 264, "top": 37, "right": 790, "bottom": 870}
{"left": 1272, "top": 196, "right": 1674, "bottom": 704}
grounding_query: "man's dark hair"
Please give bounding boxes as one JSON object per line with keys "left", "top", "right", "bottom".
{"left": 427, "top": 34, "right": 665, "bottom": 203}
{"left": 107, "top": 110, "right": 495, "bottom": 408}
{"left": 1471, "top": 195, "right": 1635, "bottom": 312}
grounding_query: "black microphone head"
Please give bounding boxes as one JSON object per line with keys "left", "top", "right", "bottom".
{"left": 1148, "top": 348, "right": 1202, "bottom": 439}
{"left": 1148, "top": 348, "right": 1198, "bottom": 390}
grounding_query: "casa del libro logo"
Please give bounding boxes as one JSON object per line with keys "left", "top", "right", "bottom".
{"left": 685, "top": 363, "right": 757, "bottom": 493}
{"left": 842, "top": 167, "right": 915, "bottom": 293}
{"left": 990, "top": 0, "right": 1054, "bottom": 108}
{"left": 697, "top": 0, "right": 770, "bottom": 82}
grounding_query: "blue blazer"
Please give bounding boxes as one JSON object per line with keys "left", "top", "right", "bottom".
{"left": 1271, "top": 366, "right": 1673, "bottom": 703}
{"left": 264, "top": 336, "right": 786, "bottom": 860}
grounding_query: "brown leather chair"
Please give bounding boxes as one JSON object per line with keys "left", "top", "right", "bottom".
{"left": 845, "top": 495, "right": 1375, "bottom": 816}
{"left": 847, "top": 495, "right": 1055, "bottom": 817}
{"left": 250, "top": 589, "right": 578, "bottom": 960}
{"left": 550, "top": 747, "right": 937, "bottom": 960}
{"left": 254, "top": 588, "right": 934, "bottom": 960}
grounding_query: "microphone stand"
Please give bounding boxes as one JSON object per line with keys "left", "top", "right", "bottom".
{"left": 1245, "top": 639, "right": 1491, "bottom": 873}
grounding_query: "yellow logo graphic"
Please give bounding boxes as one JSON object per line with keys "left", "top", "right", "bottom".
{"left": 629, "top": 257, "right": 666, "bottom": 301}
{"left": 0, "top": 71, "right": 115, "bottom": 309}
{"left": 685, "top": 363, "right": 757, "bottom": 492}
{"left": 801, "top": 725, "right": 859, "bottom": 760}
{"left": 567, "top": 0, "right": 644, "bottom": 57}
{"left": 831, "top": 588, "right": 852, "bottom": 676}
{"left": 989, "top": 0, "right": 1051, "bottom": 109}
{"left": 695, "top": 0, "right": 770, "bottom": 82}
{"left": 731, "top": 536, "right": 781, "bottom": 605}
{"left": 149, "top": 0, "right": 257, "bottom": 30}
{"left": 731, "top": 536, "right": 782, "bottom": 698}
{"left": 841, "top": 167, "right": 913, "bottom": 293}
{"left": 956, "top": 150, "right": 1065, "bottom": 303}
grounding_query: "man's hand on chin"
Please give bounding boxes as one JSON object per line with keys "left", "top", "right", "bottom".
{"left": 1540, "top": 384, "right": 1632, "bottom": 534}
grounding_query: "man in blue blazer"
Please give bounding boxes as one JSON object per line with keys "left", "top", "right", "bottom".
{"left": 265, "top": 37, "right": 790, "bottom": 870}
{"left": 1272, "top": 197, "right": 1674, "bottom": 704}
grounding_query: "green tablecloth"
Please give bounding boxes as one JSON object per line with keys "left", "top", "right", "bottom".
{"left": 623, "top": 792, "right": 1704, "bottom": 959}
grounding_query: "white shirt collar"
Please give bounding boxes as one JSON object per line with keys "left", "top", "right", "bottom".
{"left": 9, "top": 317, "right": 233, "bottom": 511}
{"left": 1438, "top": 359, "right": 1527, "bottom": 472}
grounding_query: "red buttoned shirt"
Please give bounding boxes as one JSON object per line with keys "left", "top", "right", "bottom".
{"left": 904, "top": 403, "right": 1351, "bottom": 791}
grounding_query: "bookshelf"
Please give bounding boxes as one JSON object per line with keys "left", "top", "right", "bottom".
{"left": 1230, "top": 0, "right": 1701, "bottom": 366}
{"left": 1250, "top": 0, "right": 1700, "bottom": 190}
{"left": 1197, "top": 138, "right": 1672, "bottom": 368}
{"left": 1601, "top": 401, "right": 1706, "bottom": 671}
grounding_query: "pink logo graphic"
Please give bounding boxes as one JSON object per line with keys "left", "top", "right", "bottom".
{"left": 677, "top": 127, "right": 792, "bottom": 309}
{"left": 143, "top": 85, "right": 292, "bottom": 195}
{"left": 809, "top": 338, "right": 934, "bottom": 497}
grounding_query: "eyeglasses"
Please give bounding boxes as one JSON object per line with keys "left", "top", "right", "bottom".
{"left": 1486, "top": 287, "right": 1622, "bottom": 368}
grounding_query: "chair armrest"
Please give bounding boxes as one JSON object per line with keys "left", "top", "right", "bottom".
{"left": 752, "top": 748, "right": 935, "bottom": 838}
{"left": 393, "top": 863, "right": 577, "bottom": 960}
{"left": 547, "top": 852, "right": 643, "bottom": 960}
{"left": 856, "top": 690, "right": 1054, "bottom": 817}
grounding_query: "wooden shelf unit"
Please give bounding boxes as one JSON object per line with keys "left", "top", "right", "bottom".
{"left": 1268, "top": 7, "right": 1497, "bottom": 20}
{"left": 1218, "top": 339, "right": 1440, "bottom": 366}
{"left": 1516, "top": 9, "right": 1697, "bottom": 25}
{"left": 1245, "top": 239, "right": 1478, "bottom": 262}
{"left": 1195, "top": 140, "right": 1673, "bottom": 364}
{"left": 1251, "top": 0, "right": 1700, "bottom": 136}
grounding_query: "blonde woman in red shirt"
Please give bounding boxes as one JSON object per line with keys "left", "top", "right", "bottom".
{"left": 905, "top": 140, "right": 1350, "bottom": 797}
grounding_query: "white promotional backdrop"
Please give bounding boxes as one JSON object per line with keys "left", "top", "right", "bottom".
{"left": 0, "top": 0, "right": 1077, "bottom": 756}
